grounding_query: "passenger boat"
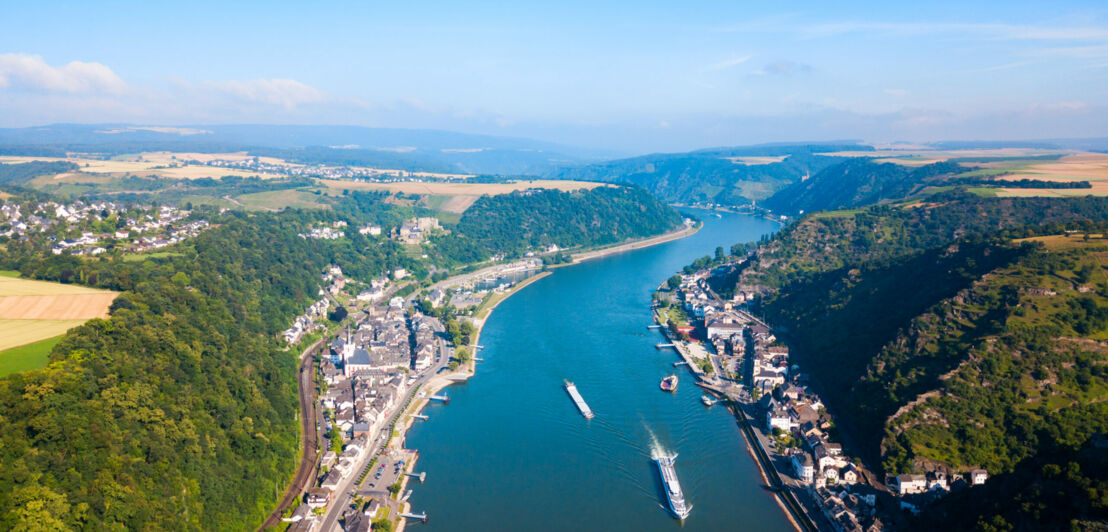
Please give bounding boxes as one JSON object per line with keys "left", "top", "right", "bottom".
{"left": 564, "top": 380, "right": 594, "bottom": 419}
{"left": 655, "top": 453, "right": 691, "bottom": 519}
{"left": 660, "top": 374, "right": 678, "bottom": 392}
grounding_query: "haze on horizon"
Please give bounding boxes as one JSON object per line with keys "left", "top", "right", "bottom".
{"left": 1, "top": 0, "right": 1106, "bottom": 153}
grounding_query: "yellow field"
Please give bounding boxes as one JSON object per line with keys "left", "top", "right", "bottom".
{"left": 0, "top": 277, "right": 117, "bottom": 351}
{"left": 0, "top": 319, "right": 88, "bottom": 352}
{"left": 0, "top": 276, "right": 114, "bottom": 296}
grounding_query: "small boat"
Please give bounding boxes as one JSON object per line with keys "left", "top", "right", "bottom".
{"left": 660, "top": 374, "right": 678, "bottom": 392}
{"left": 701, "top": 395, "right": 717, "bottom": 406}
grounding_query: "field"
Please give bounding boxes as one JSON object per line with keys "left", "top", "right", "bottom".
{"left": 1, "top": 155, "right": 277, "bottom": 180}
{"left": 318, "top": 178, "right": 610, "bottom": 213}
{"left": 0, "top": 276, "right": 118, "bottom": 354}
{"left": 0, "top": 335, "right": 65, "bottom": 377}
{"left": 235, "top": 189, "right": 331, "bottom": 211}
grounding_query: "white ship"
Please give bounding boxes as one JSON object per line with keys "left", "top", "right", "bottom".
{"left": 564, "top": 380, "right": 594, "bottom": 419}
{"left": 655, "top": 453, "right": 691, "bottom": 519}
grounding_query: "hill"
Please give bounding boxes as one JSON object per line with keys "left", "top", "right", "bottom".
{"left": 730, "top": 193, "right": 1108, "bottom": 501}
{"left": 548, "top": 143, "right": 866, "bottom": 206}
{"left": 762, "top": 159, "right": 965, "bottom": 214}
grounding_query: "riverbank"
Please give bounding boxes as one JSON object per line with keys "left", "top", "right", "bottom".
{"left": 564, "top": 222, "right": 700, "bottom": 266}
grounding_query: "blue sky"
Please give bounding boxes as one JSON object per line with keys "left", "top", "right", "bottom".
{"left": 1, "top": 1, "right": 1106, "bottom": 152}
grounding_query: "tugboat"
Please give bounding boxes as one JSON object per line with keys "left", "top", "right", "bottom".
{"left": 655, "top": 453, "right": 692, "bottom": 520}
{"left": 660, "top": 374, "right": 678, "bottom": 392}
{"left": 700, "top": 394, "right": 717, "bottom": 406}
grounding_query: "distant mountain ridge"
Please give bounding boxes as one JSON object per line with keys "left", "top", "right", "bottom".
{"left": 548, "top": 142, "right": 869, "bottom": 206}
{"left": 0, "top": 123, "right": 620, "bottom": 176}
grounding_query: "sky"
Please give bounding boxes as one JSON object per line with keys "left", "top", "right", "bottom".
{"left": 1, "top": 0, "right": 1107, "bottom": 153}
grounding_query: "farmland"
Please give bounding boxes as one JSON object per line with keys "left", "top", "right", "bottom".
{"left": 0, "top": 276, "right": 117, "bottom": 356}
{"left": 317, "top": 179, "right": 610, "bottom": 212}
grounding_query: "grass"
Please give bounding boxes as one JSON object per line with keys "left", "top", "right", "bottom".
{"left": 0, "top": 335, "right": 63, "bottom": 376}
{"left": 122, "top": 251, "right": 185, "bottom": 262}
{"left": 234, "top": 189, "right": 330, "bottom": 211}
{"left": 0, "top": 270, "right": 19, "bottom": 278}
{"left": 0, "top": 276, "right": 114, "bottom": 296}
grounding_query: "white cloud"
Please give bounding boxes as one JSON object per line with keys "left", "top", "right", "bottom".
{"left": 0, "top": 53, "right": 126, "bottom": 94}
{"left": 706, "top": 55, "right": 752, "bottom": 71}
{"left": 201, "top": 78, "right": 326, "bottom": 108}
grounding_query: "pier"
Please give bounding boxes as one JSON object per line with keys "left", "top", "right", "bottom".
{"left": 656, "top": 343, "right": 675, "bottom": 349}
{"left": 429, "top": 393, "right": 450, "bottom": 403}
{"left": 401, "top": 511, "right": 428, "bottom": 523}
{"left": 411, "top": 414, "right": 428, "bottom": 421}
{"left": 647, "top": 324, "right": 662, "bottom": 329}
{"left": 673, "top": 361, "right": 689, "bottom": 367}
{"left": 405, "top": 471, "right": 427, "bottom": 482}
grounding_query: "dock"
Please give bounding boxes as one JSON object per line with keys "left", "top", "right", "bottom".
{"left": 405, "top": 471, "right": 427, "bottom": 482}
{"left": 647, "top": 324, "right": 662, "bottom": 329}
{"left": 429, "top": 393, "right": 450, "bottom": 403}
{"left": 564, "top": 381, "right": 595, "bottom": 419}
{"left": 401, "top": 511, "right": 428, "bottom": 523}
{"left": 411, "top": 414, "right": 428, "bottom": 421}
{"left": 673, "top": 361, "right": 689, "bottom": 367}
{"left": 656, "top": 343, "right": 675, "bottom": 349}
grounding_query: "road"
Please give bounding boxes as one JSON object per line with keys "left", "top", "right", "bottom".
{"left": 317, "top": 317, "right": 452, "bottom": 532}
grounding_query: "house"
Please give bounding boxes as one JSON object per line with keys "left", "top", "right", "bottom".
{"left": 894, "top": 474, "right": 927, "bottom": 495}
{"left": 970, "top": 468, "right": 988, "bottom": 485}
{"left": 305, "top": 487, "right": 331, "bottom": 509}
{"left": 813, "top": 444, "right": 838, "bottom": 471}
{"left": 927, "top": 470, "right": 949, "bottom": 491}
{"left": 320, "top": 451, "right": 337, "bottom": 468}
{"left": 792, "top": 451, "right": 815, "bottom": 484}
{"left": 766, "top": 407, "right": 792, "bottom": 432}
{"left": 841, "top": 464, "right": 860, "bottom": 485}
{"left": 321, "top": 469, "right": 344, "bottom": 490}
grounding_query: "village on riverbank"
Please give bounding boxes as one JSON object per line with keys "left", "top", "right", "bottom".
{"left": 652, "top": 253, "right": 991, "bottom": 532}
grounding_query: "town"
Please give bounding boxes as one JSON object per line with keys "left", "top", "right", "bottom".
{"left": 0, "top": 198, "right": 212, "bottom": 256}
{"left": 277, "top": 253, "right": 548, "bottom": 532}
{"left": 654, "top": 262, "right": 990, "bottom": 531}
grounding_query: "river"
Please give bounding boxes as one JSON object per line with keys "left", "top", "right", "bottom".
{"left": 404, "top": 210, "right": 792, "bottom": 531}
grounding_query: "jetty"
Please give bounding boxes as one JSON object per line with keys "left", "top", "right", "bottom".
{"left": 563, "top": 381, "right": 595, "bottom": 419}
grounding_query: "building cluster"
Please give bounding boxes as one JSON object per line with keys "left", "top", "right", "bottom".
{"left": 0, "top": 199, "right": 211, "bottom": 256}
{"left": 299, "top": 221, "right": 347, "bottom": 240}
{"left": 281, "top": 266, "right": 347, "bottom": 344}
{"left": 290, "top": 295, "right": 445, "bottom": 524}
{"left": 197, "top": 156, "right": 425, "bottom": 181}
{"left": 887, "top": 468, "right": 988, "bottom": 515}
{"left": 395, "top": 217, "right": 442, "bottom": 244}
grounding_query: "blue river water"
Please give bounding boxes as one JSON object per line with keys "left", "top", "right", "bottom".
{"left": 404, "top": 210, "right": 793, "bottom": 531}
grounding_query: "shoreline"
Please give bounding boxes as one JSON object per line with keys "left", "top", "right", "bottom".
{"left": 385, "top": 225, "right": 698, "bottom": 528}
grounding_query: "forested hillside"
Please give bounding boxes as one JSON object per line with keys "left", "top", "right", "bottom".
{"left": 761, "top": 159, "right": 964, "bottom": 214}
{"left": 455, "top": 186, "right": 683, "bottom": 256}
{"left": 732, "top": 193, "right": 1108, "bottom": 527}
{"left": 549, "top": 144, "right": 863, "bottom": 206}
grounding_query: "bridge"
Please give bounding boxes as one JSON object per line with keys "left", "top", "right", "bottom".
{"left": 401, "top": 511, "right": 428, "bottom": 523}
{"left": 405, "top": 471, "right": 427, "bottom": 482}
